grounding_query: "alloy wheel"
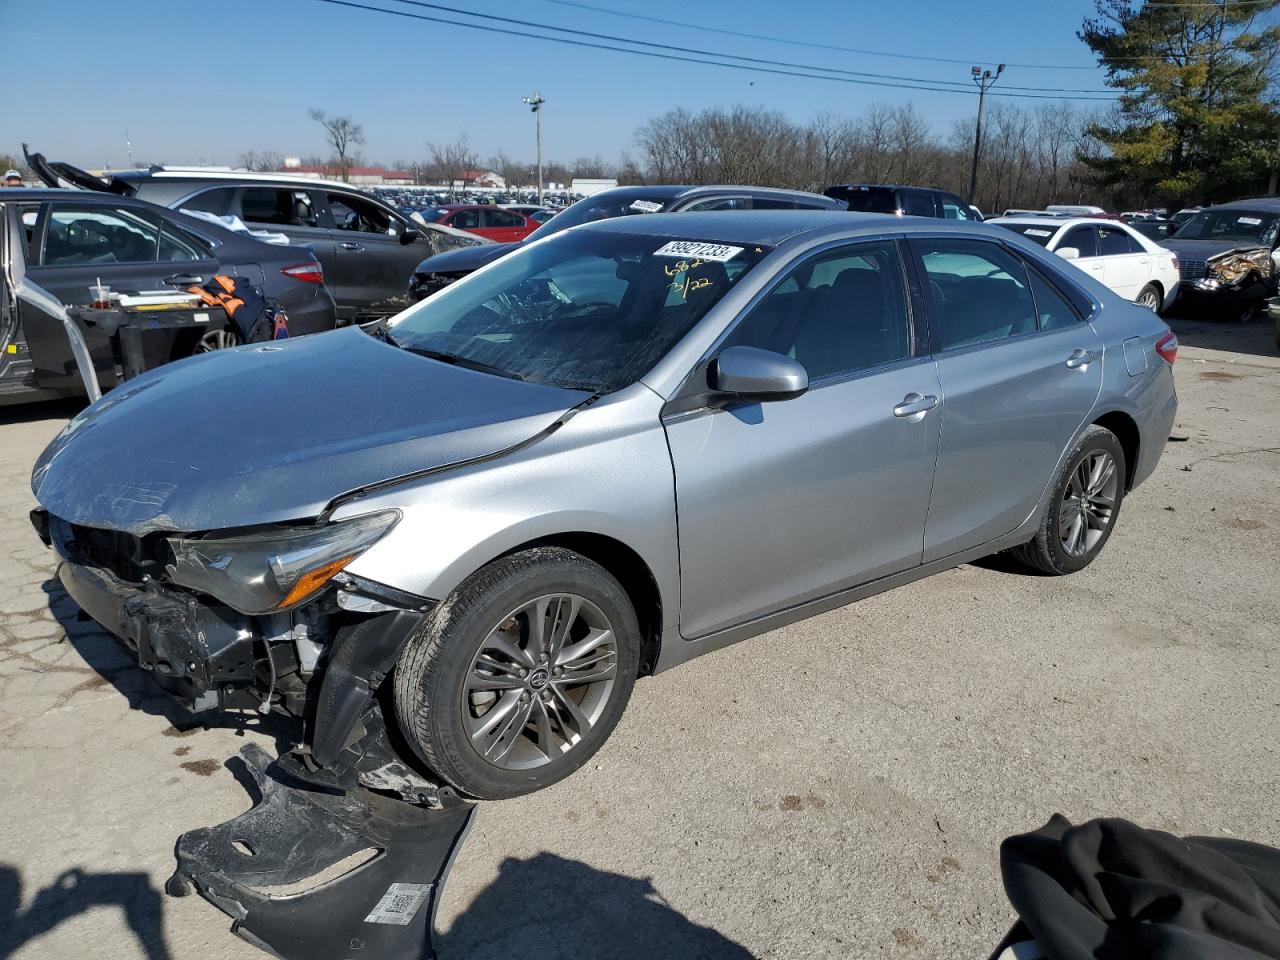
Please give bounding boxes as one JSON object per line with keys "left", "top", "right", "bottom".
{"left": 1058, "top": 450, "right": 1119, "bottom": 558}
{"left": 194, "top": 328, "right": 240, "bottom": 353}
{"left": 463, "top": 594, "right": 618, "bottom": 770}
{"left": 1138, "top": 290, "right": 1161, "bottom": 311}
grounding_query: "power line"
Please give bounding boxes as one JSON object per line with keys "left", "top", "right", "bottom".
{"left": 380, "top": 0, "right": 1116, "bottom": 93}
{"left": 537, "top": 0, "right": 1271, "bottom": 67}
{"left": 307, "top": 0, "right": 1121, "bottom": 100}
{"left": 537, "top": 0, "right": 1102, "bottom": 71}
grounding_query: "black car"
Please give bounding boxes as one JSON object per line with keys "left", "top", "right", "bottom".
{"left": 408, "top": 184, "right": 846, "bottom": 299}
{"left": 26, "top": 151, "right": 445, "bottom": 323}
{"left": 0, "top": 188, "right": 336, "bottom": 405}
{"left": 822, "top": 183, "right": 982, "bottom": 221}
{"left": 1161, "top": 199, "right": 1280, "bottom": 322}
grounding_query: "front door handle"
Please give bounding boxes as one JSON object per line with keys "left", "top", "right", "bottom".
{"left": 339, "top": 241, "right": 365, "bottom": 251}
{"left": 1066, "top": 348, "right": 1097, "bottom": 369}
{"left": 162, "top": 273, "right": 204, "bottom": 287}
{"left": 893, "top": 392, "right": 938, "bottom": 420}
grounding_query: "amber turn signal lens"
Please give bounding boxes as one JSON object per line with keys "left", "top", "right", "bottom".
{"left": 278, "top": 554, "right": 358, "bottom": 609}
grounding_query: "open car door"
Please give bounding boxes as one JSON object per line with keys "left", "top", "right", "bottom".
{"left": 23, "top": 144, "right": 135, "bottom": 196}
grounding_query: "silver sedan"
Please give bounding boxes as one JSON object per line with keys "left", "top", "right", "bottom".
{"left": 34, "top": 210, "right": 1179, "bottom": 799}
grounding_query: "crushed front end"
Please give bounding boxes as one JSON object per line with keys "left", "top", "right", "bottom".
{"left": 1177, "top": 245, "right": 1275, "bottom": 317}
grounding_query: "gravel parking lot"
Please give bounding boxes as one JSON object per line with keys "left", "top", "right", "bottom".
{"left": 2, "top": 316, "right": 1277, "bottom": 960}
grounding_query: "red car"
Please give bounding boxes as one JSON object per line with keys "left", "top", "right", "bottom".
{"left": 428, "top": 205, "right": 539, "bottom": 242}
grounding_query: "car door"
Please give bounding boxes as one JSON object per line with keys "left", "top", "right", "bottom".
{"left": 1056, "top": 224, "right": 1105, "bottom": 286}
{"left": 323, "top": 190, "right": 425, "bottom": 315}
{"left": 23, "top": 200, "right": 221, "bottom": 390}
{"left": 1097, "top": 224, "right": 1147, "bottom": 299}
{"left": 909, "top": 237, "right": 1103, "bottom": 561}
{"left": 233, "top": 186, "right": 339, "bottom": 307}
{"left": 480, "top": 207, "right": 532, "bottom": 242}
{"left": 663, "top": 238, "right": 942, "bottom": 639}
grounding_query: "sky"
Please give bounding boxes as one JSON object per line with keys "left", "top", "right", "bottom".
{"left": 2, "top": 0, "right": 1120, "bottom": 172}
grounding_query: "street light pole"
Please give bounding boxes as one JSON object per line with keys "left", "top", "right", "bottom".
{"left": 523, "top": 92, "right": 545, "bottom": 203}
{"left": 966, "top": 64, "right": 1004, "bottom": 208}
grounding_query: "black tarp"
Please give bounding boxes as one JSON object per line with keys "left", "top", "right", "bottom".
{"left": 999, "top": 815, "right": 1280, "bottom": 959}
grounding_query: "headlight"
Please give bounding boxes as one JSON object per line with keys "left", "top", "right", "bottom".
{"left": 165, "top": 510, "right": 399, "bottom": 614}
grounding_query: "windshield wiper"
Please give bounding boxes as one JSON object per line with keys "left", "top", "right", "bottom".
{"left": 397, "top": 344, "right": 525, "bottom": 381}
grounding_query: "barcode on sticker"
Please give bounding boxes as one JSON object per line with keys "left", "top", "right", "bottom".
{"left": 653, "top": 241, "right": 743, "bottom": 262}
{"left": 364, "top": 882, "right": 432, "bottom": 925}
{"left": 629, "top": 199, "right": 663, "bottom": 213}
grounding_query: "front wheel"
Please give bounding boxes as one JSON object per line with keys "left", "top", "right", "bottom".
{"left": 393, "top": 547, "right": 640, "bottom": 799}
{"left": 1011, "top": 425, "right": 1126, "bottom": 575}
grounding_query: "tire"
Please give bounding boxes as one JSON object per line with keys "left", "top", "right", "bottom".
{"left": 1011, "top": 425, "right": 1127, "bottom": 576}
{"left": 1135, "top": 283, "right": 1162, "bottom": 313}
{"left": 393, "top": 547, "right": 640, "bottom": 799}
{"left": 1236, "top": 301, "right": 1258, "bottom": 324}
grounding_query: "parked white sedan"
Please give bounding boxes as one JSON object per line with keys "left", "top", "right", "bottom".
{"left": 991, "top": 216, "right": 1180, "bottom": 313}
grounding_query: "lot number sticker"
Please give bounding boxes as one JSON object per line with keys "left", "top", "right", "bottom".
{"left": 653, "top": 241, "right": 744, "bottom": 262}
{"left": 364, "top": 882, "right": 433, "bottom": 925}
{"left": 629, "top": 200, "right": 664, "bottom": 213}
{"left": 1025, "top": 228, "right": 1053, "bottom": 237}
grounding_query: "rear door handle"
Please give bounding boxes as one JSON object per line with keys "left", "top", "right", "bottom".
{"left": 339, "top": 241, "right": 365, "bottom": 251}
{"left": 1066, "top": 348, "right": 1097, "bottom": 369}
{"left": 163, "top": 273, "right": 204, "bottom": 287}
{"left": 893, "top": 392, "right": 938, "bottom": 420}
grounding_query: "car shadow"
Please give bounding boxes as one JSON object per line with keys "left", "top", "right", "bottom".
{"left": 437, "top": 852, "right": 753, "bottom": 960}
{"left": 0, "top": 863, "right": 170, "bottom": 960}
{"left": 0, "top": 397, "right": 85, "bottom": 427}
{"left": 1164, "top": 308, "right": 1278, "bottom": 360}
{"left": 40, "top": 577, "right": 298, "bottom": 754}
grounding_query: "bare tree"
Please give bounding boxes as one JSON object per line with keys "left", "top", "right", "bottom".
{"left": 309, "top": 109, "right": 365, "bottom": 182}
{"left": 238, "top": 150, "right": 284, "bottom": 172}
{"left": 426, "top": 136, "right": 478, "bottom": 198}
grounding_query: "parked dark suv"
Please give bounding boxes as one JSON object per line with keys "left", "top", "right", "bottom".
{"left": 26, "top": 151, "right": 443, "bottom": 322}
{"left": 823, "top": 184, "right": 982, "bottom": 221}
{"left": 408, "top": 184, "right": 846, "bottom": 299}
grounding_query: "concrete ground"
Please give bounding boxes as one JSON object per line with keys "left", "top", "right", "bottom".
{"left": 2, "top": 317, "right": 1277, "bottom": 960}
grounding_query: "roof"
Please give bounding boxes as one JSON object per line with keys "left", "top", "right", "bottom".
{"left": 1209, "top": 197, "right": 1280, "bottom": 212}
{"left": 573, "top": 209, "right": 904, "bottom": 245}
{"left": 0, "top": 186, "right": 131, "bottom": 201}
{"left": 989, "top": 216, "right": 1116, "bottom": 229}
{"left": 114, "top": 168, "right": 356, "bottom": 190}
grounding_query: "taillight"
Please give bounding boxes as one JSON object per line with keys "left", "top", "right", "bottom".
{"left": 1155, "top": 332, "right": 1178, "bottom": 364}
{"left": 282, "top": 261, "right": 324, "bottom": 285}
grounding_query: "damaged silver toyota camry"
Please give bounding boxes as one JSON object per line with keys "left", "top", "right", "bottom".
{"left": 32, "top": 211, "right": 1178, "bottom": 802}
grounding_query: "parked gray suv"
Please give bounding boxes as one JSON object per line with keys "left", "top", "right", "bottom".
{"left": 26, "top": 150, "right": 440, "bottom": 322}
{"left": 33, "top": 211, "right": 1178, "bottom": 802}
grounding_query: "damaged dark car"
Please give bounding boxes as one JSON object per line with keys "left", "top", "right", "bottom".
{"left": 1162, "top": 199, "right": 1280, "bottom": 322}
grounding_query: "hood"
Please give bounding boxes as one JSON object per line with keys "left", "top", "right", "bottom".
{"left": 413, "top": 242, "right": 518, "bottom": 275}
{"left": 1161, "top": 238, "right": 1267, "bottom": 260}
{"left": 32, "top": 327, "right": 585, "bottom": 535}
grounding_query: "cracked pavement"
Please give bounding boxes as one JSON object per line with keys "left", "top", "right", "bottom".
{"left": 1, "top": 317, "right": 1277, "bottom": 959}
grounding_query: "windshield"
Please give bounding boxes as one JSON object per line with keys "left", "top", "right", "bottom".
{"left": 523, "top": 191, "right": 674, "bottom": 242}
{"left": 995, "top": 223, "right": 1057, "bottom": 247}
{"left": 1173, "top": 209, "right": 1280, "bottom": 245}
{"left": 386, "top": 230, "right": 770, "bottom": 393}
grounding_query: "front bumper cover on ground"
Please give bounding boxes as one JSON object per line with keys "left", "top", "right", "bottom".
{"left": 169, "top": 742, "right": 476, "bottom": 960}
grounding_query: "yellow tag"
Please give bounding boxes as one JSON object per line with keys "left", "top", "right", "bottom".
{"left": 5, "top": 344, "right": 15, "bottom": 354}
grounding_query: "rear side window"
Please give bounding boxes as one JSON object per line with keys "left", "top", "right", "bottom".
{"left": 901, "top": 192, "right": 937, "bottom": 217}
{"left": 913, "top": 239, "right": 1037, "bottom": 351}
{"left": 832, "top": 187, "right": 897, "bottom": 214}
{"left": 752, "top": 197, "right": 797, "bottom": 210}
{"left": 157, "top": 221, "right": 205, "bottom": 262}
{"left": 1060, "top": 226, "right": 1099, "bottom": 258}
{"left": 683, "top": 197, "right": 751, "bottom": 211}
{"left": 481, "top": 208, "right": 524, "bottom": 227}
{"left": 241, "top": 188, "right": 318, "bottom": 227}
{"left": 1026, "top": 267, "right": 1080, "bottom": 331}
{"left": 1098, "top": 225, "right": 1137, "bottom": 255}
{"left": 179, "top": 187, "right": 237, "bottom": 217}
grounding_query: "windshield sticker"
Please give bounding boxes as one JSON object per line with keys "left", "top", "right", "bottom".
{"left": 629, "top": 200, "right": 664, "bottom": 213}
{"left": 1238, "top": 216, "right": 1262, "bottom": 225}
{"left": 1025, "top": 228, "right": 1053, "bottom": 237}
{"left": 654, "top": 240, "right": 743, "bottom": 262}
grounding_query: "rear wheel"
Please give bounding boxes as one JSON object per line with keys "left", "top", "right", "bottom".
{"left": 1135, "top": 283, "right": 1162, "bottom": 313}
{"left": 1011, "top": 425, "right": 1126, "bottom": 575}
{"left": 393, "top": 547, "right": 640, "bottom": 799}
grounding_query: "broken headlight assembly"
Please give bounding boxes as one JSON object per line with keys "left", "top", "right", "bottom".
{"left": 165, "top": 510, "right": 400, "bottom": 615}
{"left": 1207, "top": 248, "right": 1273, "bottom": 286}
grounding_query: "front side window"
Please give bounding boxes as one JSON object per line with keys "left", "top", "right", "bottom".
{"left": 42, "top": 206, "right": 160, "bottom": 265}
{"left": 481, "top": 208, "right": 524, "bottom": 228}
{"left": 1060, "top": 226, "right": 1099, "bottom": 258}
{"left": 449, "top": 209, "right": 480, "bottom": 230}
{"left": 939, "top": 196, "right": 971, "bottom": 220}
{"left": 721, "top": 240, "right": 911, "bottom": 380}
{"left": 386, "top": 231, "right": 769, "bottom": 393}
{"left": 328, "top": 193, "right": 395, "bottom": 234}
{"left": 241, "top": 188, "right": 318, "bottom": 227}
{"left": 914, "top": 239, "right": 1037, "bottom": 351}
{"left": 832, "top": 187, "right": 897, "bottom": 214}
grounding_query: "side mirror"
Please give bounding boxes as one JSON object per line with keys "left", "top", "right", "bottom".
{"left": 399, "top": 227, "right": 420, "bottom": 245}
{"left": 710, "top": 346, "right": 808, "bottom": 403}
{"left": 1055, "top": 246, "right": 1080, "bottom": 261}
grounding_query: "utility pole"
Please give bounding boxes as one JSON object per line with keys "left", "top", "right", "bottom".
{"left": 523, "top": 92, "right": 545, "bottom": 203}
{"left": 966, "top": 64, "right": 1004, "bottom": 208}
